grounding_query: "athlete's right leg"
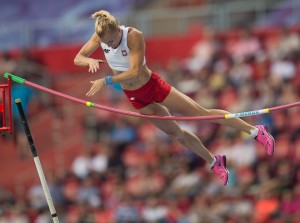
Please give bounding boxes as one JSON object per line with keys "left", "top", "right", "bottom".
{"left": 139, "top": 103, "right": 229, "bottom": 185}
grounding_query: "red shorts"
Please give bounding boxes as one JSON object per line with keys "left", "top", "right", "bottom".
{"left": 123, "top": 72, "right": 172, "bottom": 109}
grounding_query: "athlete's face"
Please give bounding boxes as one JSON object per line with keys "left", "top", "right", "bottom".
{"left": 101, "top": 28, "right": 122, "bottom": 49}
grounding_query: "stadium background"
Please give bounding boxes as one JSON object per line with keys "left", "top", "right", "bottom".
{"left": 0, "top": 0, "right": 300, "bottom": 222}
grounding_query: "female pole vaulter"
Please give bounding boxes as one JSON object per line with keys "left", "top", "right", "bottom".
{"left": 74, "top": 10, "right": 275, "bottom": 186}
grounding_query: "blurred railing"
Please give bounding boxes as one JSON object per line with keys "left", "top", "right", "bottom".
{"left": 129, "top": 0, "right": 269, "bottom": 35}
{"left": 0, "top": 0, "right": 299, "bottom": 50}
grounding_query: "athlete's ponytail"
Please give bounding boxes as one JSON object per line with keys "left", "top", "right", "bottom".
{"left": 91, "top": 10, "right": 119, "bottom": 37}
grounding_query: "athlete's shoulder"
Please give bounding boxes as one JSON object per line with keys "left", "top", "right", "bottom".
{"left": 91, "top": 32, "right": 101, "bottom": 45}
{"left": 127, "top": 27, "right": 144, "bottom": 45}
{"left": 128, "top": 27, "right": 143, "bottom": 37}
{"left": 126, "top": 27, "right": 145, "bottom": 50}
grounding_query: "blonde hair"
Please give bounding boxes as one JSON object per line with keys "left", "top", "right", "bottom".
{"left": 91, "top": 10, "right": 119, "bottom": 38}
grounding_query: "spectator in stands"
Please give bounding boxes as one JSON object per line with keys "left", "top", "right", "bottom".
{"left": 269, "top": 27, "right": 300, "bottom": 60}
{"left": 228, "top": 58, "right": 253, "bottom": 88}
{"left": 184, "top": 28, "right": 220, "bottom": 76}
{"left": 77, "top": 176, "right": 101, "bottom": 207}
{"left": 71, "top": 149, "right": 92, "bottom": 179}
{"left": 168, "top": 163, "right": 201, "bottom": 196}
{"left": 74, "top": 10, "right": 275, "bottom": 186}
{"left": 229, "top": 28, "right": 262, "bottom": 63}
{"left": 215, "top": 133, "right": 256, "bottom": 168}
{"left": 141, "top": 196, "right": 168, "bottom": 222}
{"left": 114, "top": 193, "right": 140, "bottom": 222}
{"left": 270, "top": 55, "right": 296, "bottom": 81}
{"left": 89, "top": 144, "right": 109, "bottom": 174}
{"left": 125, "top": 164, "right": 166, "bottom": 198}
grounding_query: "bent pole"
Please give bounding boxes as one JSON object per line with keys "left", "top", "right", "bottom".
{"left": 4, "top": 72, "right": 300, "bottom": 121}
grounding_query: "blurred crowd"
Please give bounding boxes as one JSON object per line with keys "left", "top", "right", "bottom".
{"left": 1, "top": 26, "right": 300, "bottom": 223}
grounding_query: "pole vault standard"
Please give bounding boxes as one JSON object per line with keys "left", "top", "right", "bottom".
{"left": 15, "top": 99, "right": 59, "bottom": 223}
{"left": 0, "top": 75, "right": 12, "bottom": 134}
{"left": 4, "top": 72, "right": 300, "bottom": 121}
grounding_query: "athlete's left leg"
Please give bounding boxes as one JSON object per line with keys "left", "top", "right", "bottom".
{"left": 161, "top": 87, "right": 254, "bottom": 132}
{"left": 161, "top": 87, "right": 275, "bottom": 155}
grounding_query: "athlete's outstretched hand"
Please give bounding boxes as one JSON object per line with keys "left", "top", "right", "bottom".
{"left": 88, "top": 59, "right": 105, "bottom": 73}
{"left": 86, "top": 79, "right": 105, "bottom": 96}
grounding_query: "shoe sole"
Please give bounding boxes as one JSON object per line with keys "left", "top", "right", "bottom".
{"left": 262, "top": 125, "right": 275, "bottom": 156}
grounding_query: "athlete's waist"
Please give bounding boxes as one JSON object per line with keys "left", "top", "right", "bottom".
{"left": 122, "top": 71, "right": 162, "bottom": 94}
{"left": 115, "top": 67, "right": 152, "bottom": 91}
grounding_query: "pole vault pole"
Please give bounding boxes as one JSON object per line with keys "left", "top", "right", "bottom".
{"left": 15, "top": 99, "right": 59, "bottom": 223}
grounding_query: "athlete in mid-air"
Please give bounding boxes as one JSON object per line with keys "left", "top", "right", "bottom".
{"left": 74, "top": 10, "right": 275, "bottom": 185}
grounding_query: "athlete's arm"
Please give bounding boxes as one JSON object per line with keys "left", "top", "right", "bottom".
{"left": 86, "top": 29, "right": 145, "bottom": 97}
{"left": 74, "top": 33, "right": 105, "bottom": 73}
{"left": 111, "top": 29, "right": 145, "bottom": 83}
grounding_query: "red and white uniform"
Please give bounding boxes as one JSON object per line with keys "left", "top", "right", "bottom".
{"left": 101, "top": 26, "right": 171, "bottom": 109}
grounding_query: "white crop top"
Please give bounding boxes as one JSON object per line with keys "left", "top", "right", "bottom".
{"left": 100, "top": 26, "right": 146, "bottom": 72}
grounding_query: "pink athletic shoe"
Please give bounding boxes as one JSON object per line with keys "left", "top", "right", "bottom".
{"left": 255, "top": 125, "right": 275, "bottom": 156}
{"left": 211, "top": 155, "right": 229, "bottom": 186}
